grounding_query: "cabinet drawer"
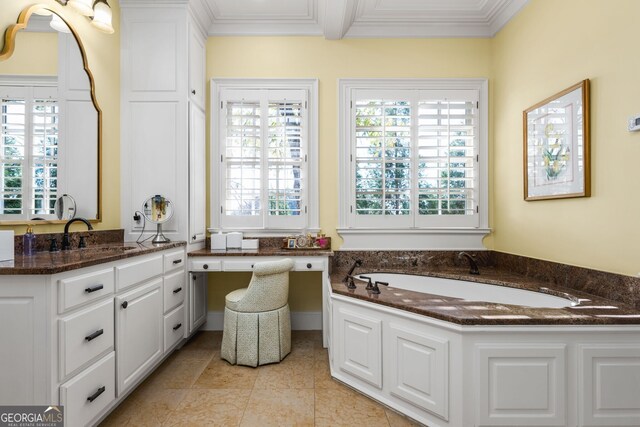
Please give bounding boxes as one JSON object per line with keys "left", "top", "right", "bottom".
{"left": 60, "top": 352, "right": 115, "bottom": 427}
{"left": 189, "top": 259, "right": 221, "bottom": 272}
{"left": 294, "top": 259, "right": 325, "bottom": 271}
{"left": 164, "top": 270, "right": 186, "bottom": 313}
{"left": 59, "top": 299, "right": 114, "bottom": 381}
{"left": 222, "top": 260, "right": 255, "bottom": 271}
{"left": 164, "top": 304, "right": 185, "bottom": 352}
{"left": 164, "top": 249, "right": 186, "bottom": 273}
{"left": 116, "top": 254, "right": 163, "bottom": 291}
{"left": 58, "top": 268, "right": 114, "bottom": 313}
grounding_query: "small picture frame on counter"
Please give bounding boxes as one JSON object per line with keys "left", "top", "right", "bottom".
{"left": 287, "top": 238, "right": 296, "bottom": 249}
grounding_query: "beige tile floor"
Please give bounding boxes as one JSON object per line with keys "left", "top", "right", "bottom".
{"left": 100, "top": 331, "right": 422, "bottom": 427}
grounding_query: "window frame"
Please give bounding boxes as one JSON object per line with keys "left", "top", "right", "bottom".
{"left": 338, "top": 78, "right": 490, "bottom": 250}
{"left": 0, "top": 76, "right": 60, "bottom": 221}
{"left": 210, "top": 78, "right": 319, "bottom": 236}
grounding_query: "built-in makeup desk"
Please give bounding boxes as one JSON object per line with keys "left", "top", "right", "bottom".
{"left": 187, "top": 247, "right": 333, "bottom": 345}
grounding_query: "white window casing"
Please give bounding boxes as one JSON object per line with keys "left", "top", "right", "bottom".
{"left": 210, "top": 79, "right": 318, "bottom": 236}
{"left": 0, "top": 80, "right": 59, "bottom": 220}
{"left": 338, "top": 79, "right": 490, "bottom": 250}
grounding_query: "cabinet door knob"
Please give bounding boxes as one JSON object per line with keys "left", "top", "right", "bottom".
{"left": 203, "top": 264, "right": 208, "bottom": 270}
{"left": 173, "top": 323, "right": 182, "bottom": 331}
{"left": 85, "top": 329, "right": 104, "bottom": 342}
{"left": 85, "top": 284, "right": 104, "bottom": 293}
{"left": 121, "top": 301, "right": 128, "bottom": 309}
{"left": 192, "top": 234, "right": 196, "bottom": 240}
{"left": 87, "top": 386, "right": 106, "bottom": 403}
{"left": 307, "top": 263, "right": 312, "bottom": 269}
{"left": 191, "top": 89, "right": 196, "bottom": 95}
{"left": 173, "top": 287, "right": 183, "bottom": 294}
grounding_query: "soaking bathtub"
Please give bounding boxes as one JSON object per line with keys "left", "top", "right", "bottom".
{"left": 355, "top": 272, "right": 577, "bottom": 309}
{"left": 328, "top": 271, "right": 640, "bottom": 427}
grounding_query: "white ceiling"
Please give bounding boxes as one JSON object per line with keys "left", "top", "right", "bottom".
{"left": 193, "top": 0, "right": 529, "bottom": 39}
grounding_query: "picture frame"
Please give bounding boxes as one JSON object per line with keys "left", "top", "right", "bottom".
{"left": 523, "top": 79, "right": 590, "bottom": 200}
{"left": 287, "top": 238, "right": 296, "bottom": 249}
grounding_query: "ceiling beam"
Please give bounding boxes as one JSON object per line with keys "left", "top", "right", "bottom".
{"left": 323, "top": 0, "right": 358, "bottom": 40}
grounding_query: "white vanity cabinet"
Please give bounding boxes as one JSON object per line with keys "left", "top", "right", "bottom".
{"left": 116, "top": 278, "right": 163, "bottom": 396}
{"left": 0, "top": 246, "right": 189, "bottom": 426}
{"left": 189, "top": 272, "right": 207, "bottom": 334}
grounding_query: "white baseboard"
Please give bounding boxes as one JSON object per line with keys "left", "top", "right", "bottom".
{"left": 202, "top": 310, "right": 322, "bottom": 331}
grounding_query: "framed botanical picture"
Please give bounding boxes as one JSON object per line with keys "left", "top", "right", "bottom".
{"left": 524, "top": 80, "right": 591, "bottom": 200}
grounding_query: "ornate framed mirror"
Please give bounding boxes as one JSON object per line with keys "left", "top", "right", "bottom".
{"left": 0, "top": 5, "right": 101, "bottom": 223}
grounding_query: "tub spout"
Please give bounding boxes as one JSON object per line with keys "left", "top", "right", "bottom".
{"left": 343, "top": 259, "right": 363, "bottom": 282}
{"left": 458, "top": 252, "right": 480, "bottom": 275}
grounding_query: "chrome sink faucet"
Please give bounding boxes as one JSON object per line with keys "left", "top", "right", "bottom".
{"left": 62, "top": 218, "right": 93, "bottom": 250}
{"left": 458, "top": 251, "right": 480, "bottom": 275}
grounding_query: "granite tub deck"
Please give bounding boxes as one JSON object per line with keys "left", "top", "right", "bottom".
{"left": 330, "top": 267, "right": 640, "bottom": 326}
{"left": 0, "top": 241, "right": 186, "bottom": 275}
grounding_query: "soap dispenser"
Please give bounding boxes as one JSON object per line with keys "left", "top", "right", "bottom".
{"left": 23, "top": 226, "right": 35, "bottom": 256}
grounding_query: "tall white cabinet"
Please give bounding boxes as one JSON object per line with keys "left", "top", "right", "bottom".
{"left": 120, "top": 0, "right": 207, "bottom": 250}
{"left": 120, "top": 0, "right": 208, "bottom": 338}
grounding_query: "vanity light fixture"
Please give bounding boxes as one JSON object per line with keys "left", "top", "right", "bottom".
{"left": 67, "top": 0, "right": 94, "bottom": 17}
{"left": 91, "top": 0, "right": 115, "bottom": 34}
{"left": 50, "top": 13, "right": 72, "bottom": 33}
{"left": 50, "top": 0, "right": 114, "bottom": 34}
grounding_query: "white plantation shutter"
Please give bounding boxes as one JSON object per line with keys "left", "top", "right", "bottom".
{"left": 353, "top": 89, "right": 413, "bottom": 228}
{"left": 0, "top": 86, "right": 58, "bottom": 220}
{"left": 416, "top": 89, "right": 479, "bottom": 227}
{"left": 219, "top": 88, "right": 307, "bottom": 229}
{"left": 350, "top": 88, "right": 479, "bottom": 228}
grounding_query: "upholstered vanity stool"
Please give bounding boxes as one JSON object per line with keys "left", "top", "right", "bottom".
{"left": 221, "top": 258, "right": 294, "bottom": 367}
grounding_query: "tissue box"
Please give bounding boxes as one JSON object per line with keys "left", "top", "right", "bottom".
{"left": 0, "top": 230, "right": 14, "bottom": 261}
{"left": 226, "top": 232, "right": 243, "bottom": 249}
{"left": 210, "top": 233, "right": 226, "bottom": 251}
{"left": 241, "top": 239, "right": 259, "bottom": 250}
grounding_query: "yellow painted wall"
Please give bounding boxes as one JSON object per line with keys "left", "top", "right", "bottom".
{"left": 491, "top": 0, "right": 640, "bottom": 275}
{"left": 0, "top": 31, "right": 58, "bottom": 75}
{"left": 206, "top": 37, "right": 493, "bottom": 311}
{"left": 0, "top": 1, "right": 120, "bottom": 234}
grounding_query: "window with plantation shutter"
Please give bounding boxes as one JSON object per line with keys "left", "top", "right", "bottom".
{"left": 0, "top": 85, "right": 59, "bottom": 220}
{"left": 212, "top": 80, "right": 318, "bottom": 234}
{"left": 339, "top": 79, "right": 489, "bottom": 250}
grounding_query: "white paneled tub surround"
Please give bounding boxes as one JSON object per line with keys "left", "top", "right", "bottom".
{"left": 329, "top": 288, "right": 640, "bottom": 427}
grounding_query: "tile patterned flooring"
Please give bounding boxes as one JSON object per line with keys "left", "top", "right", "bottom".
{"left": 100, "top": 331, "right": 422, "bottom": 426}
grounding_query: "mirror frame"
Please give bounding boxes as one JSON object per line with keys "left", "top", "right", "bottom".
{"left": 0, "top": 4, "right": 102, "bottom": 224}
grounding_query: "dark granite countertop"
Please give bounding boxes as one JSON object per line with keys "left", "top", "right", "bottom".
{"left": 0, "top": 241, "right": 186, "bottom": 275}
{"left": 188, "top": 247, "right": 333, "bottom": 257}
{"left": 331, "top": 267, "right": 640, "bottom": 326}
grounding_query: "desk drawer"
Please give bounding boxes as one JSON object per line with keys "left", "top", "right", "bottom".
{"left": 164, "top": 249, "right": 186, "bottom": 273}
{"left": 59, "top": 299, "right": 114, "bottom": 381}
{"left": 60, "top": 352, "right": 115, "bottom": 427}
{"left": 164, "top": 304, "right": 185, "bottom": 352}
{"left": 222, "top": 260, "right": 256, "bottom": 271}
{"left": 58, "top": 268, "right": 114, "bottom": 313}
{"left": 116, "top": 254, "right": 163, "bottom": 291}
{"left": 164, "top": 270, "right": 186, "bottom": 313}
{"left": 189, "top": 259, "right": 221, "bottom": 272}
{"left": 294, "top": 259, "right": 325, "bottom": 271}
